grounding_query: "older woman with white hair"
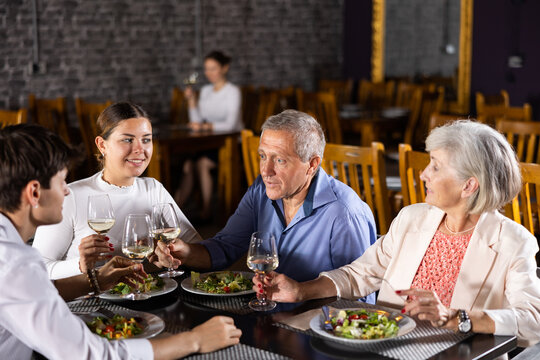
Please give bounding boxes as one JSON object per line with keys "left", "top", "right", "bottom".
{"left": 254, "top": 120, "right": 540, "bottom": 347}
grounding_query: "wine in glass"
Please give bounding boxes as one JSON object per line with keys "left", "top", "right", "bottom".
{"left": 151, "top": 203, "right": 183, "bottom": 278}
{"left": 183, "top": 71, "right": 199, "bottom": 86}
{"left": 121, "top": 214, "right": 153, "bottom": 300}
{"left": 247, "top": 231, "right": 279, "bottom": 311}
{"left": 87, "top": 194, "right": 115, "bottom": 256}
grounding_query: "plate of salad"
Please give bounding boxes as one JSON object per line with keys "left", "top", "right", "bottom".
{"left": 99, "top": 275, "right": 177, "bottom": 301}
{"left": 76, "top": 308, "right": 165, "bottom": 340}
{"left": 181, "top": 271, "right": 254, "bottom": 296}
{"left": 310, "top": 308, "right": 416, "bottom": 346}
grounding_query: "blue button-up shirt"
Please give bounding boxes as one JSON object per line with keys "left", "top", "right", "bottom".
{"left": 201, "top": 168, "right": 377, "bottom": 303}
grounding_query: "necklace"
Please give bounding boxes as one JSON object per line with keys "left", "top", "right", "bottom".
{"left": 444, "top": 217, "right": 476, "bottom": 235}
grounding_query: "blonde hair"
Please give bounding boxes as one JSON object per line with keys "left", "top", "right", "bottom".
{"left": 425, "top": 120, "right": 521, "bottom": 214}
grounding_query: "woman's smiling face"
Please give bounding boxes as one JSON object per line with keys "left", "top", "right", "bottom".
{"left": 96, "top": 117, "right": 153, "bottom": 186}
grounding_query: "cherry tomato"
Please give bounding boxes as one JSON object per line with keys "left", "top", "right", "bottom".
{"left": 348, "top": 314, "right": 359, "bottom": 321}
{"left": 103, "top": 325, "right": 115, "bottom": 333}
{"left": 360, "top": 314, "right": 368, "bottom": 320}
{"left": 223, "top": 286, "right": 231, "bottom": 293}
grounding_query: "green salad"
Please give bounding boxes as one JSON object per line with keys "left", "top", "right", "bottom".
{"left": 329, "top": 309, "right": 399, "bottom": 340}
{"left": 87, "top": 314, "right": 143, "bottom": 340}
{"left": 191, "top": 271, "right": 253, "bottom": 294}
{"left": 109, "top": 275, "right": 164, "bottom": 295}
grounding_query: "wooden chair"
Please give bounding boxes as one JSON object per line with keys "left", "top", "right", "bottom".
{"left": 475, "top": 90, "right": 509, "bottom": 115}
{"left": 496, "top": 119, "right": 540, "bottom": 163}
{"left": 405, "top": 87, "right": 444, "bottom": 148}
{"left": 0, "top": 108, "right": 28, "bottom": 128}
{"left": 318, "top": 79, "right": 353, "bottom": 108}
{"left": 398, "top": 143, "right": 430, "bottom": 206}
{"left": 296, "top": 90, "right": 342, "bottom": 144}
{"left": 358, "top": 79, "right": 395, "bottom": 110}
{"left": 505, "top": 162, "right": 540, "bottom": 235}
{"left": 75, "top": 98, "right": 112, "bottom": 172}
{"left": 428, "top": 112, "right": 459, "bottom": 132}
{"left": 478, "top": 103, "right": 532, "bottom": 126}
{"left": 241, "top": 86, "right": 263, "bottom": 131}
{"left": 252, "top": 90, "right": 279, "bottom": 133}
{"left": 28, "top": 94, "right": 70, "bottom": 143}
{"left": 170, "top": 87, "right": 189, "bottom": 124}
{"left": 241, "top": 129, "right": 261, "bottom": 186}
{"left": 321, "top": 142, "right": 392, "bottom": 234}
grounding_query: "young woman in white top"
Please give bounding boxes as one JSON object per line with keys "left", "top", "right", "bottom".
{"left": 175, "top": 51, "right": 242, "bottom": 221}
{"left": 33, "top": 102, "right": 202, "bottom": 279}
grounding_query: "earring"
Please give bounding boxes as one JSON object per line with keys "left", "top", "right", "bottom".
{"left": 33, "top": 204, "right": 38, "bottom": 209}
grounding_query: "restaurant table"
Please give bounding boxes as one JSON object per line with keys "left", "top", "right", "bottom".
{"left": 146, "top": 125, "right": 241, "bottom": 217}
{"left": 340, "top": 106, "right": 409, "bottom": 147}
{"left": 68, "top": 274, "right": 517, "bottom": 360}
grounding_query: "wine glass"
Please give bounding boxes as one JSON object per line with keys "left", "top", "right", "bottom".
{"left": 87, "top": 194, "right": 115, "bottom": 256}
{"left": 151, "top": 203, "right": 182, "bottom": 278}
{"left": 121, "top": 214, "right": 153, "bottom": 300}
{"left": 246, "top": 231, "right": 279, "bottom": 311}
{"left": 183, "top": 71, "right": 199, "bottom": 86}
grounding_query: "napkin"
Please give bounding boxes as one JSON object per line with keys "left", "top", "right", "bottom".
{"left": 277, "top": 307, "right": 340, "bottom": 331}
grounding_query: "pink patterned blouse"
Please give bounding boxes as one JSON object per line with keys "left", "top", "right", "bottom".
{"left": 410, "top": 230, "right": 473, "bottom": 307}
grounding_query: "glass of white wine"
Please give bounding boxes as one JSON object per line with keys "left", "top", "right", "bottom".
{"left": 121, "top": 214, "right": 153, "bottom": 300}
{"left": 151, "top": 203, "right": 182, "bottom": 278}
{"left": 247, "top": 231, "right": 279, "bottom": 311}
{"left": 87, "top": 194, "right": 115, "bottom": 255}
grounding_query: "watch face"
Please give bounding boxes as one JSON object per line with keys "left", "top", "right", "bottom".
{"left": 458, "top": 310, "right": 472, "bottom": 333}
{"left": 458, "top": 320, "right": 472, "bottom": 333}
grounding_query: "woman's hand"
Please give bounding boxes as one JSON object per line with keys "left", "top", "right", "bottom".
{"left": 188, "top": 122, "right": 202, "bottom": 132}
{"left": 97, "top": 256, "right": 147, "bottom": 290}
{"left": 184, "top": 86, "right": 195, "bottom": 100}
{"left": 399, "top": 289, "right": 458, "bottom": 328}
{"left": 252, "top": 272, "right": 303, "bottom": 303}
{"left": 78, "top": 234, "right": 113, "bottom": 273}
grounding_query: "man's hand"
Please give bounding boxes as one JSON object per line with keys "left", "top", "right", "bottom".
{"left": 252, "top": 271, "right": 303, "bottom": 303}
{"left": 149, "top": 239, "right": 189, "bottom": 269}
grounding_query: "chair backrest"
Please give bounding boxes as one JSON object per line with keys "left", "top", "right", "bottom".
{"left": 75, "top": 98, "right": 112, "bottom": 171}
{"left": 405, "top": 87, "right": 444, "bottom": 147}
{"left": 475, "top": 90, "right": 509, "bottom": 115}
{"left": 170, "top": 87, "right": 189, "bottom": 124}
{"left": 318, "top": 79, "right": 353, "bottom": 108}
{"left": 428, "top": 112, "right": 459, "bottom": 132}
{"left": 322, "top": 142, "right": 391, "bottom": 234}
{"left": 496, "top": 119, "right": 540, "bottom": 163}
{"left": 252, "top": 90, "right": 279, "bottom": 132}
{"left": 478, "top": 103, "right": 532, "bottom": 126}
{"left": 505, "top": 162, "right": 540, "bottom": 234}
{"left": 28, "top": 94, "right": 70, "bottom": 143}
{"left": 296, "top": 90, "right": 342, "bottom": 144}
{"left": 398, "top": 143, "right": 430, "bottom": 206}
{"left": 241, "top": 85, "right": 262, "bottom": 131}
{"left": 358, "top": 79, "right": 395, "bottom": 110}
{"left": 0, "top": 108, "right": 28, "bottom": 128}
{"left": 241, "top": 129, "right": 261, "bottom": 186}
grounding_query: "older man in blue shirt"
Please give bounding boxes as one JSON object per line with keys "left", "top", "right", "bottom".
{"left": 155, "top": 110, "right": 377, "bottom": 303}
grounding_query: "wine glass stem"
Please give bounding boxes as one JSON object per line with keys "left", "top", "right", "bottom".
{"left": 257, "top": 273, "right": 267, "bottom": 304}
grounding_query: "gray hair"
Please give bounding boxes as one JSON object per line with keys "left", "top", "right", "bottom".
{"left": 261, "top": 109, "right": 325, "bottom": 162}
{"left": 425, "top": 120, "right": 521, "bottom": 214}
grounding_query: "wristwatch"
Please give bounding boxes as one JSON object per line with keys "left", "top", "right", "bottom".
{"left": 457, "top": 309, "right": 472, "bottom": 333}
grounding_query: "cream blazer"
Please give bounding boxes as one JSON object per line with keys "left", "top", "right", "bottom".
{"left": 322, "top": 203, "right": 540, "bottom": 346}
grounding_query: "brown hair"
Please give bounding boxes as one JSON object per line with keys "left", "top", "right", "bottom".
{"left": 96, "top": 102, "right": 149, "bottom": 163}
{"left": 204, "top": 51, "right": 231, "bottom": 67}
{"left": 0, "top": 124, "right": 79, "bottom": 212}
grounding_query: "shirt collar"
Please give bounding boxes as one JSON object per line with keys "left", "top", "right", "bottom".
{"left": 271, "top": 167, "right": 337, "bottom": 227}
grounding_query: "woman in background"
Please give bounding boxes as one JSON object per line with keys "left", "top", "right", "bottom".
{"left": 175, "top": 50, "right": 242, "bottom": 222}
{"left": 33, "top": 102, "right": 201, "bottom": 279}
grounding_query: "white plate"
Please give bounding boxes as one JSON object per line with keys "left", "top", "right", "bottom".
{"left": 75, "top": 308, "right": 165, "bottom": 339}
{"left": 309, "top": 308, "right": 416, "bottom": 346}
{"left": 99, "top": 278, "right": 177, "bottom": 301}
{"left": 181, "top": 271, "right": 255, "bottom": 297}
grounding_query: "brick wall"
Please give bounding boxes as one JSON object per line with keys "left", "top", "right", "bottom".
{"left": 1, "top": 0, "right": 344, "bottom": 122}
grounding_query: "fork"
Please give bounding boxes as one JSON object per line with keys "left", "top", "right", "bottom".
{"left": 321, "top": 305, "right": 334, "bottom": 331}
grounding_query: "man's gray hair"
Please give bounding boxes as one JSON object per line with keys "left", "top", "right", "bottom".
{"left": 425, "top": 120, "right": 521, "bottom": 214}
{"left": 261, "top": 109, "right": 325, "bottom": 162}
